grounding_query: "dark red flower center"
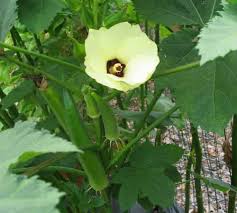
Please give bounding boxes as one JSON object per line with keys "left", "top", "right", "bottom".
{"left": 107, "top": 59, "right": 126, "bottom": 77}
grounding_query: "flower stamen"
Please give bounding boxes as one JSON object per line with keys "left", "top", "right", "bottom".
{"left": 107, "top": 59, "right": 125, "bottom": 77}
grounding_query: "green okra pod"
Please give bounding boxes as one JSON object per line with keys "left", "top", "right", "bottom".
{"left": 40, "top": 85, "right": 108, "bottom": 190}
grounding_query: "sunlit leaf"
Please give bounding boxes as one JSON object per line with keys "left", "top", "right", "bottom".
{"left": 197, "top": 3, "right": 237, "bottom": 64}
{"left": 157, "top": 30, "right": 237, "bottom": 134}
{"left": 0, "top": 0, "right": 17, "bottom": 41}
{"left": 0, "top": 121, "right": 81, "bottom": 213}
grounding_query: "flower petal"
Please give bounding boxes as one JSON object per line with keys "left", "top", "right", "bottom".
{"left": 84, "top": 22, "right": 160, "bottom": 91}
{"left": 86, "top": 66, "right": 131, "bottom": 91}
{"left": 123, "top": 54, "right": 159, "bottom": 85}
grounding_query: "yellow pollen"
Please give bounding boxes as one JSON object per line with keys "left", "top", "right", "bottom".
{"left": 109, "top": 63, "right": 123, "bottom": 74}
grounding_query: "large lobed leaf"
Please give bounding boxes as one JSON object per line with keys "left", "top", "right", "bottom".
{"left": 157, "top": 30, "right": 237, "bottom": 134}
{"left": 197, "top": 3, "right": 237, "bottom": 64}
{"left": 133, "top": 0, "right": 222, "bottom": 26}
{"left": 0, "top": 174, "right": 62, "bottom": 213}
{"left": 113, "top": 143, "right": 183, "bottom": 210}
{"left": 0, "top": 0, "right": 18, "bottom": 41}
{"left": 0, "top": 121, "right": 81, "bottom": 213}
{"left": 18, "top": 0, "right": 66, "bottom": 33}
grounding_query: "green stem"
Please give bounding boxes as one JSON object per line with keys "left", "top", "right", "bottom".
{"left": 92, "top": 0, "right": 99, "bottom": 29}
{"left": 0, "top": 113, "right": 9, "bottom": 128}
{"left": 101, "top": 190, "right": 112, "bottom": 213}
{"left": 145, "top": 20, "right": 149, "bottom": 35}
{"left": 0, "top": 42, "right": 82, "bottom": 71}
{"left": 124, "top": 90, "right": 135, "bottom": 107}
{"left": 140, "top": 85, "right": 145, "bottom": 111}
{"left": 191, "top": 125, "right": 204, "bottom": 213}
{"left": 0, "top": 110, "right": 14, "bottom": 128}
{"left": 185, "top": 147, "right": 194, "bottom": 213}
{"left": 155, "top": 128, "right": 162, "bottom": 147}
{"left": 155, "top": 24, "right": 160, "bottom": 45}
{"left": 0, "top": 87, "right": 19, "bottom": 119}
{"left": 33, "top": 34, "right": 43, "bottom": 53}
{"left": 155, "top": 61, "right": 200, "bottom": 78}
{"left": 12, "top": 166, "right": 86, "bottom": 176}
{"left": 103, "top": 90, "right": 120, "bottom": 102}
{"left": 1, "top": 56, "right": 79, "bottom": 93}
{"left": 108, "top": 106, "right": 178, "bottom": 169}
{"left": 134, "top": 89, "right": 163, "bottom": 136}
{"left": 228, "top": 115, "right": 237, "bottom": 213}
{"left": 10, "top": 30, "right": 23, "bottom": 62}
{"left": 10, "top": 27, "right": 35, "bottom": 65}
{"left": 116, "top": 94, "right": 127, "bottom": 128}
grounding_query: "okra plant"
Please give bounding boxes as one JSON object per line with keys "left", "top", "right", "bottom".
{"left": 0, "top": 0, "right": 237, "bottom": 212}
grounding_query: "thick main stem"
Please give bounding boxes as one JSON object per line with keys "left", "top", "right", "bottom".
{"left": 228, "top": 115, "right": 237, "bottom": 213}
{"left": 191, "top": 125, "right": 204, "bottom": 213}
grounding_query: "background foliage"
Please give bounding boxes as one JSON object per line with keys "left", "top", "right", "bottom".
{"left": 1, "top": 0, "right": 237, "bottom": 212}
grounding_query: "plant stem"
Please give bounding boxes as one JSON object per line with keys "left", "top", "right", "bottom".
{"left": 185, "top": 145, "right": 194, "bottom": 213}
{"left": 191, "top": 125, "right": 204, "bottom": 213}
{"left": 155, "top": 24, "right": 160, "bottom": 46}
{"left": 134, "top": 89, "right": 163, "bottom": 136}
{"left": 10, "top": 27, "right": 35, "bottom": 65}
{"left": 101, "top": 190, "right": 112, "bottom": 213}
{"left": 228, "top": 115, "right": 237, "bottom": 213}
{"left": 140, "top": 85, "right": 145, "bottom": 111}
{"left": 0, "top": 42, "right": 82, "bottom": 71}
{"left": 116, "top": 94, "right": 127, "bottom": 128}
{"left": 124, "top": 90, "right": 135, "bottom": 107}
{"left": 0, "top": 87, "right": 19, "bottom": 119}
{"left": 12, "top": 166, "right": 86, "bottom": 176}
{"left": 155, "top": 128, "right": 162, "bottom": 147}
{"left": 92, "top": 0, "right": 99, "bottom": 29}
{"left": 10, "top": 30, "right": 23, "bottom": 62}
{"left": 1, "top": 56, "right": 79, "bottom": 93}
{"left": 0, "top": 109, "right": 14, "bottom": 128}
{"left": 155, "top": 61, "right": 200, "bottom": 78}
{"left": 108, "top": 106, "right": 178, "bottom": 169}
{"left": 33, "top": 34, "right": 43, "bottom": 53}
{"left": 0, "top": 113, "right": 9, "bottom": 128}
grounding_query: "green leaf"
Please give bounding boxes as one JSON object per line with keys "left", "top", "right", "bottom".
{"left": 133, "top": 0, "right": 222, "bottom": 26}
{"left": 157, "top": 30, "right": 237, "bottom": 134}
{"left": 201, "top": 176, "right": 237, "bottom": 193}
{"left": 1, "top": 80, "right": 35, "bottom": 109}
{"left": 0, "top": 121, "right": 80, "bottom": 171}
{"left": 18, "top": 0, "right": 65, "bottom": 33}
{"left": 115, "top": 95, "right": 184, "bottom": 128}
{"left": 0, "top": 121, "right": 81, "bottom": 213}
{"left": 0, "top": 0, "right": 17, "bottom": 41}
{"left": 113, "top": 143, "right": 183, "bottom": 210}
{"left": 197, "top": 3, "right": 237, "bottom": 64}
{"left": 0, "top": 174, "right": 63, "bottom": 213}
{"left": 165, "top": 166, "right": 182, "bottom": 183}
